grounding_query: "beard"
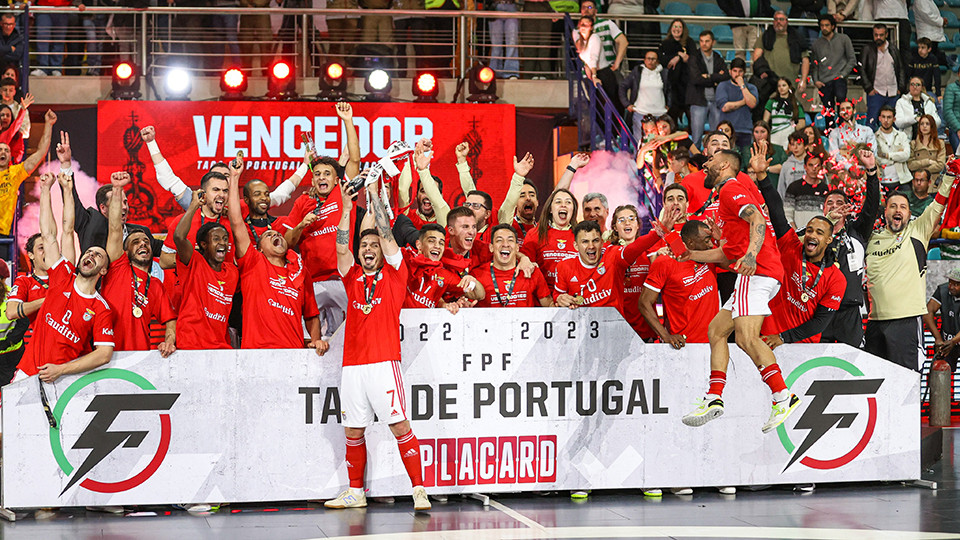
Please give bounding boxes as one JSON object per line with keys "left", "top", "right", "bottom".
{"left": 703, "top": 166, "right": 720, "bottom": 189}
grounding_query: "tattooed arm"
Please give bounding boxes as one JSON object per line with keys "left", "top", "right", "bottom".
{"left": 368, "top": 184, "right": 399, "bottom": 259}
{"left": 735, "top": 203, "right": 766, "bottom": 276}
{"left": 336, "top": 182, "right": 356, "bottom": 277}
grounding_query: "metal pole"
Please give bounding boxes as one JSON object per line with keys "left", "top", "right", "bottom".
{"left": 141, "top": 11, "right": 148, "bottom": 83}
{"left": 21, "top": 5, "right": 28, "bottom": 94}
{"left": 458, "top": 13, "right": 466, "bottom": 79}
{"left": 301, "top": 13, "right": 309, "bottom": 77}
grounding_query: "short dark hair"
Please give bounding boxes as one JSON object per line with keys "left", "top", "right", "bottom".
{"left": 209, "top": 161, "right": 229, "bottom": 171}
{"left": 0, "top": 13, "right": 15, "bottom": 21}
{"left": 918, "top": 37, "right": 934, "bottom": 49}
{"left": 359, "top": 228, "right": 380, "bottom": 242}
{"left": 680, "top": 219, "right": 708, "bottom": 243}
{"left": 730, "top": 58, "right": 747, "bottom": 71}
{"left": 788, "top": 130, "right": 807, "bottom": 144}
{"left": 95, "top": 184, "right": 112, "bottom": 210}
{"left": 242, "top": 179, "right": 267, "bottom": 198}
{"left": 491, "top": 222, "right": 518, "bottom": 240}
{"left": 887, "top": 192, "right": 910, "bottom": 206}
{"left": 825, "top": 189, "right": 848, "bottom": 203}
{"left": 664, "top": 183, "right": 688, "bottom": 199}
{"left": 310, "top": 156, "right": 344, "bottom": 180}
{"left": 807, "top": 215, "right": 835, "bottom": 231}
{"left": 466, "top": 189, "right": 493, "bottom": 210}
{"left": 200, "top": 171, "right": 227, "bottom": 190}
{"left": 25, "top": 232, "right": 41, "bottom": 255}
{"left": 446, "top": 206, "right": 476, "bottom": 227}
{"left": 418, "top": 223, "right": 446, "bottom": 240}
{"left": 0, "top": 77, "right": 16, "bottom": 88}
{"left": 716, "top": 149, "right": 742, "bottom": 171}
{"left": 419, "top": 174, "right": 444, "bottom": 193}
{"left": 914, "top": 169, "right": 931, "bottom": 182}
{"left": 878, "top": 105, "right": 896, "bottom": 115}
{"left": 668, "top": 148, "right": 689, "bottom": 162}
{"left": 873, "top": 23, "right": 889, "bottom": 32}
{"left": 804, "top": 152, "right": 823, "bottom": 165}
{"left": 572, "top": 219, "right": 602, "bottom": 240}
{"left": 705, "top": 130, "right": 731, "bottom": 148}
{"left": 522, "top": 179, "right": 537, "bottom": 192}
{"left": 699, "top": 30, "right": 714, "bottom": 40}
{"left": 818, "top": 14, "right": 836, "bottom": 26}
{"left": 196, "top": 221, "right": 227, "bottom": 248}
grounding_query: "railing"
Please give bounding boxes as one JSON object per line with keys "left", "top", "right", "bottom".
{"left": 1, "top": 6, "right": 894, "bottom": 85}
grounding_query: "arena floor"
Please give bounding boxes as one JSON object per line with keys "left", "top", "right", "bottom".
{"left": 1, "top": 430, "right": 959, "bottom": 540}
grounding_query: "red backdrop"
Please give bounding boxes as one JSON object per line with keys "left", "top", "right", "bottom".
{"left": 98, "top": 101, "right": 517, "bottom": 232}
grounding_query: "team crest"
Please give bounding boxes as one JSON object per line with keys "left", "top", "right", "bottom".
{"left": 82, "top": 308, "right": 95, "bottom": 322}
{"left": 557, "top": 240, "right": 567, "bottom": 249}
{"left": 435, "top": 275, "right": 445, "bottom": 287}
{"left": 598, "top": 263, "right": 606, "bottom": 275}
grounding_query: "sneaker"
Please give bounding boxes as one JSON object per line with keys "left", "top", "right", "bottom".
{"left": 642, "top": 488, "right": 662, "bottom": 497}
{"left": 173, "top": 503, "right": 216, "bottom": 513}
{"left": 762, "top": 393, "right": 800, "bottom": 433}
{"left": 794, "top": 483, "right": 815, "bottom": 492}
{"left": 570, "top": 490, "right": 589, "bottom": 499}
{"left": 682, "top": 397, "right": 724, "bottom": 427}
{"left": 431, "top": 494, "right": 448, "bottom": 503}
{"left": 34, "top": 508, "right": 56, "bottom": 520}
{"left": 30, "top": 69, "right": 46, "bottom": 77}
{"left": 51, "top": 70, "right": 62, "bottom": 76}
{"left": 413, "top": 486, "right": 431, "bottom": 511}
{"left": 86, "top": 506, "right": 124, "bottom": 514}
{"left": 324, "top": 490, "right": 367, "bottom": 509}
{"left": 718, "top": 486, "right": 736, "bottom": 495}
{"left": 670, "top": 487, "right": 693, "bottom": 496}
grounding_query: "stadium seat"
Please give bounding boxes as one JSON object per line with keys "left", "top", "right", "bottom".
{"left": 943, "top": 10, "right": 960, "bottom": 28}
{"left": 664, "top": 2, "right": 693, "bottom": 15}
{"left": 688, "top": 24, "right": 704, "bottom": 39}
{"left": 695, "top": 4, "right": 725, "bottom": 16}
{"left": 713, "top": 25, "right": 734, "bottom": 43}
{"left": 935, "top": 0, "right": 945, "bottom": 6}
{"left": 945, "top": 0, "right": 960, "bottom": 7}
{"left": 725, "top": 49, "right": 737, "bottom": 62}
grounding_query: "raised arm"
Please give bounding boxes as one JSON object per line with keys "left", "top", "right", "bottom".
{"left": 850, "top": 149, "right": 881, "bottom": 238}
{"left": 336, "top": 182, "right": 356, "bottom": 276}
{"left": 557, "top": 152, "right": 589, "bottom": 191}
{"left": 336, "top": 102, "right": 361, "bottom": 180}
{"left": 226, "top": 153, "right": 251, "bottom": 258}
{"left": 38, "top": 172, "right": 61, "bottom": 268}
{"left": 414, "top": 139, "right": 451, "bottom": 226}
{"left": 141, "top": 125, "right": 192, "bottom": 210}
{"left": 270, "top": 148, "right": 312, "bottom": 207}
{"left": 105, "top": 171, "right": 132, "bottom": 263}
{"left": 368, "top": 181, "right": 399, "bottom": 258}
{"left": 498, "top": 153, "right": 534, "bottom": 224}
{"left": 57, "top": 171, "right": 77, "bottom": 266}
{"left": 21, "top": 109, "right": 56, "bottom": 175}
{"left": 914, "top": 159, "right": 958, "bottom": 241}
{"left": 398, "top": 161, "right": 413, "bottom": 210}
{"left": 455, "top": 142, "right": 476, "bottom": 193}
{"left": 173, "top": 191, "right": 203, "bottom": 266}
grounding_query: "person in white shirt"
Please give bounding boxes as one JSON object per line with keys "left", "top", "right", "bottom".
{"left": 575, "top": 17, "right": 602, "bottom": 84}
{"left": 914, "top": 0, "right": 947, "bottom": 64}
{"left": 620, "top": 50, "right": 668, "bottom": 143}
{"left": 874, "top": 105, "right": 912, "bottom": 189}
{"left": 895, "top": 76, "right": 941, "bottom": 138}
{"left": 860, "top": 0, "right": 911, "bottom": 63}
{"left": 828, "top": 99, "right": 878, "bottom": 154}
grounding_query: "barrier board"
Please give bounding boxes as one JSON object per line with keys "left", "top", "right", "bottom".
{"left": 2, "top": 308, "right": 919, "bottom": 508}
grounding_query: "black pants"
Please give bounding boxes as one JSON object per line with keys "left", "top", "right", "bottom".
{"left": 865, "top": 316, "right": 922, "bottom": 372}
{"left": 0, "top": 346, "right": 24, "bottom": 386}
{"left": 820, "top": 304, "right": 865, "bottom": 347}
{"left": 820, "top": 78, "right": 847, "bottom": 129}
{"left": 596, "top": 66, "right": 623, "bottom": 117}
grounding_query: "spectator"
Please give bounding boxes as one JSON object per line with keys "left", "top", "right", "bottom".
{"left": 745, "top": 121, "right": 786, "bottom": 187}
{"left": 575, "top": 17, "right": 601, "bottom": 84}
{"left": 811, "top": 15, "right": 855, "bottom": 128}
{"left": 716, "top": 120, "right": 736, "bottom": 143}
{"left": 803, "top": 124, "right": 828, "bottom": 155}
{"left": 716, "top": 59, "right": 758, "bottom": 148}
{"left": 578, "top": 0, "right": 628, "bottom": 115}
{"left": 608, "top": 203, "right": 661, "bottom": 341}
{"left": 860, "top": 23, "right": 905, "bottom": 129}
{"left": 862, "top": 0, "right": 910, "bottom": 63}
{"left": 659, "top": 19, "right": 697, "bottom": 126}
{"left": 908, "top": 114, "right": 946, "bottom": 177}
{"left": 687, "top": 30, "right": 728, "bottom": 151}
{"left": 394, "top": 0, "right": 427, "bottom": 76}
{"left": 923, "top": 267, "right": 960, "bottom": 372}
{"left": 752, "top": 11, "right": 810, "bottom": 98}
{"left": 0, "top": 258, "right": 28, "bottom": 384}
{"left": 111, "top": 0, "right": 149, "bottom": 63}
{"left": 360, "top": 0, "right": 393, "bottom": 53}
{"left": 909, "top": 38, "right": 942, "bottom": 100}
{"left": 520, "top": 0, "right": 554, "bottom": 79}
{"left": 0, "top": 110, "right": 55, "bottom": 257}
{"left": 903, "top": 169, "right": 935, "bottom": 217}
{"left": 211, "top": 0, "right": 241, "bottom": 67}
{"left": 0, "top": 14, "right": 22, "bottom": 69}
{"left": 240, "top": 0, "right": 274, "bottom": 75}
{"left": 606, "top": 0, "right": 661, "bottom": 53}
{"left": 778, "top": 131, "right": 808, "bottom": 198}
{"left": 621, "top": 50, "right": 667, "bottom": 143}
{"left": 718, "top": 0, "right": 772, "bottom": 60}
{"left": 322, "top": 0, "right": 361, "bottom": 68}
{"left": 945, "top": 68, "right": 960, "bottom": 152}
{"left": 520, "top": 188, "right": 579, "bottom": 288}
{"left": 487, "top": 0, "right": 519, "bottom": 79}
{"left": 819, "top": 151, "right": 880, "bottom": 346}
{"left": 896, "top": 77, "right": 941, "bottom": 139}
{"left": 828, "top": 100, "right": 877, "bottom": 154}
{"left": 33, "top": 0, "right": 71, "bottom": 76}
{"left": 864, "top": 157, "right": 956, "bottom": 370}
{"left": 827, "top": 0, "right": 859, "bottom": 26}
{"left": 787, "top": 0, "right": 823, "bottom": 46}
{"left": 914, "top": 0, "right": 948, "bottom": 65}
{"left": 784, "top": 152, "right": 831, "bottom": 229}
{"left": 874, "top": 105, "right": 912, "bottom": 189}
{"left": 764, "top": 77, "right": 806, "bottom": 149}
{"left": 665, "top": 148, "right": 692, "bottom": 185}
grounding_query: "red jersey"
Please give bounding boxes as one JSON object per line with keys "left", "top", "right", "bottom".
{"left": 716, "top": 178, "right": 784, "bottom": 281}
{"left": 683, "top": 170, "right": 753, "bottom": 215}
{"left": 237, "top": 248, "right": 319, "bottom": 349}
{"left": 404, "top": 252, "right": 465, "bottom": 308}
{"left": 17, "top": 258, "right": 114, "bottom": 377}
{"left": 8, "top": 272, "right": 49, "bottom": 323}
{"left": 619, "top": 249, "right": 658, "bottom": 340}
{"left": 163, "top": 211, "right": 235, "bottom": 262}
{"left": 513, "top": 217, "right": 535, "bottom": 247}
{"left": 243, "top": 214, "right": 278, "bottom": 245}
{"left": 470, "top": 263, "right": 551, "bottom": 307}
{"left": 176, "top": 255, "right": 238, "bottom": 350}
{"left": 520, "top": 227, "right": 577, "bottom": 288}
{"left": 341, "top": 254, "right": 409, "bottom": 366}
{"left": 762, "top": 234, "right": 845, "bottom": 342}
{"left": 100, "top": 258, "right": 175, "bottom": 352}
{"left": 644, "top": 256, "right": 720, "bottom": 343}
{"left": 553, "top": 233, "right": 659, "bottom": 314}
{"left": 441, "top": 246, "right": 491, "bottom": 278}
{"left": 282, "top": 189, "right": 346, "bottom": 283}
{"left": 405, "top": 208, "right": 437, "bottom": 230}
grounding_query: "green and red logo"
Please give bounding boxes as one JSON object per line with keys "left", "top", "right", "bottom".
{"left": 49, "top": 368, "right": 179, "bottom": 495}
{"left": 777, "top": 357, "right": 883, "bottom": 472}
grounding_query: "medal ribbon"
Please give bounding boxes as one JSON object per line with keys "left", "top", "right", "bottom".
{"left": 31, "top": 273, "right": 48, "bottom": 289}
{"left": 132, "top": 270, "right": 151, "bottom": 309}
{"left": 490, "top": 264, "right": 519, "bottom": 307}
{"left": 800, "top": 254, "right": 824, "bottom": 298}
{"left": 363, "top": 270, "right": 382, "bottom": 308}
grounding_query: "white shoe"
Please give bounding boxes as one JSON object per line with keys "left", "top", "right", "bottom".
{"left": 30, "top": 69, "right": 46, "bottom": 77}
{"left": 324, "top": 489, "right": 367, "bottom": 509}
{"left": 682, "top": 397, "right": 724, "bottom": 427}
{"left": 431, "top": 494, "right": 448, "bottom": 503}
{"left": 570, "top": 490, "right": 589, "bottom": 499}
{"left": 174, "top": 503, "right": 216, "bottom": 513}
{"left": 762, "top": 394, "right": 800, "bottom": 433}
{"left": 51, "top": 70, "right": 62, "bottom": 76}
{"left": 413, "top": 486, "right": 431, "bottom": 511}
{"left": 670, "top": 487, "right": 693, "bottom": 496}
{"left": 718, "top": 486, "right": 736, "bottom": 495}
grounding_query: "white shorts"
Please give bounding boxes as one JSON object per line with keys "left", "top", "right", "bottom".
{"left": 340, "top": 361, "right": 408, "bottom": 429}
{"left": 721, "top": 274, "right": 780, "bottom": 318}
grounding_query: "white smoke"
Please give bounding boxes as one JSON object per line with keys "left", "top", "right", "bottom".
{"left": 567, "top": 151, "right": 646, "bottom": 227}
{"left": 16, "top": 160, "right": 100, "bottom": 257}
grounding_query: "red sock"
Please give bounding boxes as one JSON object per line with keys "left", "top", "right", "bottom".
{"left": 396, "top": 430, "right": 423, "bottom": 487}
{"left": 708, "top": 370, "right": 726, "bottom": 397}
{"left": 760, "top": 363, "right": 788, "bottom": 394}
{"left": 345, "top": 436, "right": 366, "bottom": 489}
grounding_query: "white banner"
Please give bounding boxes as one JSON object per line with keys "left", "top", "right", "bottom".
{"left": 1, "top": 308, "right": 919, "bottom": 509}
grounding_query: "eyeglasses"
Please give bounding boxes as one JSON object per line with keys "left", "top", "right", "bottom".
{"left": 616, "top": 215, "right": 638, "bottom": 224}
{"left": 464, "top": 202, "right": 489, "bottom": 210}
{"left": 910, "top": 82, "right": 923, "bottom": 87}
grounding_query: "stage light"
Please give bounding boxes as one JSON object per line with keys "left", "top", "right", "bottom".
{"left": 318, "top": 62, "right": 346, "bottom": 101}
{"left": 413, "top": 72, "right": 439, "bottom": 103}
{"left": 110, "top": 61, "right": 140, "bottom": 100}
{"left": 467, "top": 64, "right": 497, "bottom": 104}
{"left": 164, "top": 67, "right": 191, "bottom": 100}
{"left": 220, "top": 67, "right": 247, "bottom": 100}
{"left": 115, "top": 62, "right": 133, "bottom": 80}
{"left": 364, "top": 69, "right": 392, "bottom": 101}
{"left": 267, "top": 60, "right": 297, "bottom": 100}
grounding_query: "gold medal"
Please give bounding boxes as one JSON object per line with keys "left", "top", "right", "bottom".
{"left": 361, "top": 304, "right": 372, "bottom": 315}
{"left": 800, "top": 292, "right": 809, "bottom": 303}
{"left": 575, "top": 295, "right": 586, "bottom": 305}
{"left": 132, "top": 305, "right": 143, "bottom": 318}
